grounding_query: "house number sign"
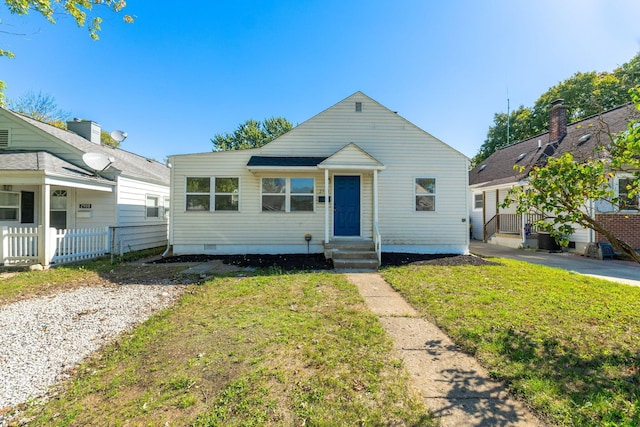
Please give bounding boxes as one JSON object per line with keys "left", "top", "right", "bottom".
{"left": 79, "top": 203, "right": 92, "bottom": 209}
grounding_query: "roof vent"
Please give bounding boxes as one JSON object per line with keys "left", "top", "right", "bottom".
{"left": 537, "top": 139, "right": 542, "bottom": 149}
{"left": 516, "top": 152, "right": 527, "bottom": 162}
{"left": 578, "top": 134, "right": 591, "bottom": 145}
{"left": 0, "top": 129, "right": 9, "bottom": 148}
{"left": 479, "top": 164, "right": 487, "bottom": 172}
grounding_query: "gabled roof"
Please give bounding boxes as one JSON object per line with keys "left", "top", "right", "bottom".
{"left": 469, "top": 104, "right": 639, "bottom": 188}
{"left": 2, "top": 109, "right": 170, "bottom": 185}
{"left": 318, "top": 143, "right": 385, "bottom": 170}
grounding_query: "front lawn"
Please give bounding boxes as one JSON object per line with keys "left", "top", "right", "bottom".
{"left": 22, "top": 273, "right": 431, "bottom": 426}
{"left": 382, "top": 258, "right": 640, "bottom": 426}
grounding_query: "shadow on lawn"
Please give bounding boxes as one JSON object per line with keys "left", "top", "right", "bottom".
{"left": 486, "top": 328, "right": 640, "bottom": 424}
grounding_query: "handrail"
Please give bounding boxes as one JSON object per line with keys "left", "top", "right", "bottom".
{"left": 373, "top": 221, "right": 382, "bottom": 267}
{"left": 483, "top": 213, "right": 546, "bottom": 242}
{"left": 483, "top": 214, "right": 498, "bottom": 242}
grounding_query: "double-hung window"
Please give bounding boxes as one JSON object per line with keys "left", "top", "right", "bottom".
{"left": 415, "top": 178, "right": 436, "bottom": 211}
{"left": 262, "top": 177, "right": 314, "bottom": 212}
{"left": 146, "top": 195, "right": 159, "bottom": 218}
{"left": 186, "top": 177, "right": 239, "bottom": 211}
{"left": 214, "top": 178, "right": 240, "bottom": 211}
{"left": 474, "top": 193, "right": 483, "bottom": 209}
{"left": 619, "top": 178, "right": 639, "bottom": 210}
{"left": 0, "top": 191, "right": 19, "bottom": 220}
{"left": 186, "top": 177, "right": 211, "bottom": 211}
{"left": 290, "top": 178, "right": 314, "bottom": 211}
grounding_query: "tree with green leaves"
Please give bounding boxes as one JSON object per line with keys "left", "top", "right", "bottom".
{"left": 502, "top": 88, "right": 640, "bottom": 264}
{"left": 100, "top": 130, "right": 120, "bottom": 147}
{"left": 1, "top": 0, "right": 133, "bottom": 105}
{"left": 474, "top": 52, "right": 640, "bottom": 165}
{"left": 211, "top": 117, "right": 293, "bottom": 151}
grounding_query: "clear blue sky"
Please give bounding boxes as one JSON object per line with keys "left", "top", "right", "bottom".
{"left": 2, "top": 0, "right": 639, "bottom": 162}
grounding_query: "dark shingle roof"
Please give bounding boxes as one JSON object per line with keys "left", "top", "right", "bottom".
{"left": 247, "top": 156, "right": 328, "bottom": 167}
{"left": 0, "top": 150, "right": 114, "bottom": 185}
{"left": 469, "top": 104, "right": 639, "bottom": 187}
{"left": 4, "top": 110, "right": 169, "bottom": 185}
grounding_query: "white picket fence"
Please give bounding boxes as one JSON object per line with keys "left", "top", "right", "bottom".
{"left": 1, "top": 226, "right": 109, "bottom": 265}
{"left": 0, "top": 226, "right": 40, "bottom": 264}
{"left": 51, "top": 227, "right": 109, "bottom": 264}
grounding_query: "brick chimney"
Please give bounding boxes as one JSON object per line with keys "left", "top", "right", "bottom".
{"left": 548, "top": 99, "right": 567, "bottom": 142}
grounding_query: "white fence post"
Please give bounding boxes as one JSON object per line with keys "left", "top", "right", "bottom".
{"left": 1, "top": 226, "right": 8, "bottom": 265}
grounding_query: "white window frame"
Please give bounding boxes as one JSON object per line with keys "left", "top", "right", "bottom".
{"left": 474, "top": 193, "right": 483, "bottom": 210}
{"left": 261, "top": 177, "right": 315, "bottom": 213}
{"left": 185, "top": 177, "right": 211, "bottom": 212}
{"left": 618, "top": 177, "right": 639, "bottom": 211}
{"left": 146, "top": 195, "right": 160, "bottom": 218}
{"left": 0, "top": 191, "right": 20, "bottom": 221}
{"left": 185, "top": 177, "right": 241, "bottom": 212}
{"left": 213, "top": 177, "right": 240, "bottom": 212}
{"left": 415, "top": 177, "right": 436, "bottom": 212}
{"left": 163, "top": 197, "right": 170, "bottom": 219}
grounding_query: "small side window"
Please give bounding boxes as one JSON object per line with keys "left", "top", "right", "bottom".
{"left": 415, "top": 178, "right": 436, "bottom": 211}
{"left": 146, "top": 195, "right": 159, "bottom": 218}
{"left": 474, "top": 194, "right": 483, "bottom": 209}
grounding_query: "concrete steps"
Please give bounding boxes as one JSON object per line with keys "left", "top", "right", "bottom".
{"left": 325, "top": 240, "right": 379, "bottom": 270}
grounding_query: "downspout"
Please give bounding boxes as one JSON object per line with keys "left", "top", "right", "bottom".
{"left": 324, "top": 168, "right": 329, "bottom": 244}
{"left": 163, "top": 156, "right": 174, "bottom": 258}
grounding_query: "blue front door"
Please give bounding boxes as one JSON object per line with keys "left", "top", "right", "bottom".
{"left": 334, "top": 175, "right": 360, "bottom": 236}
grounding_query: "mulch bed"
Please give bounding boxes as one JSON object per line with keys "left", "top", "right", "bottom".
{"left": 152, "top": 252, "right": 499, "bottom": 270}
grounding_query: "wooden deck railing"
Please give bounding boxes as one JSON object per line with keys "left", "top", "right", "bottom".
{"left": 483, "top": 213, "right": 545, "bottom": 242}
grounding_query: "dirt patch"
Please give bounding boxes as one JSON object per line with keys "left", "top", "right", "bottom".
{"left": 152, "top": 253, "right": 499, "bottom": 271}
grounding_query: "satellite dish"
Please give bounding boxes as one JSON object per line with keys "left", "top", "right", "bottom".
{"left": 110, "top": 130, "right": 128, "bottom": 143}
{"left": 82, "top": 152, "right": 113, "bottom": 172}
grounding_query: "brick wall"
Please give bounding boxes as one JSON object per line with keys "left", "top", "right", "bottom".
{"left": 595, "top": 213, "right": 640, "bottom": 250}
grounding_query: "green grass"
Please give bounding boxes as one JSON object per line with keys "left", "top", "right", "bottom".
{"left": 382, "top": 258, "right": 640, "bottom": 426}
{"left": 0, "top": 260, "right": 109, "bottom": 305}
{"left": 22, "top": 272, "right": 432, "bottom": 426}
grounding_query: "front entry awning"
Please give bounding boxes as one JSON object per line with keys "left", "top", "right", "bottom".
{"left": 318, "top": 143, "right": 385, "bottom": 171}
{"left": 246, "top": 156, "right": 327, "bottom": 172}
{"left": 246, "top": 143, "right": 385, "bottom": 173}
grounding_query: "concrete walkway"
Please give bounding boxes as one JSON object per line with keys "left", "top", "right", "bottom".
{"left": 346, "top": 273, "right": 543, "bottom": 427}
{"left": 469, "top": 241, "right": 640, "bottom": 287}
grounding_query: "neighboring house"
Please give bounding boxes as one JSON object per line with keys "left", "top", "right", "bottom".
{"left": 168, "top": 92, "right": 469, "bottom": 268}
{"left": 469, "top": 100, "right": 640, "bottom": 253}
{"left": 0, "top": 108, "right": 170, "bottom": 266}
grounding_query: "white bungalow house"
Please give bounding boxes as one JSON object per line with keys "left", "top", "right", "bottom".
{"left": 469, "top": 100, "right": 640, "bottom": 254}
{"left": 168, "top": 92, "right": 470, "bottom": 269}
{"left": 0, "top": 108, "right": 170, "bottom": 266}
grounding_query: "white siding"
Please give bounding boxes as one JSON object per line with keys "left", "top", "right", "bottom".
{"left": 0, "top": 114, "right": 84, "bottom": 165}
{"left": 74, "top": 188, "right": 117, "bottom": 228}
{"left": 114, "top": 177, "right": 169, "bottom": 251}
{"left": 171, "top": 150, "right": 327, "bottom": 254}
{"left": 171, "top": 93, "right": 469, "bottom": 255}
{"left": 469, "top": 190, "right": 484, "bottom": 240}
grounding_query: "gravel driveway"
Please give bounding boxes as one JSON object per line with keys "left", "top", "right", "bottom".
{"left": 0, "top": 283, "right": 185, "bottom": 412}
